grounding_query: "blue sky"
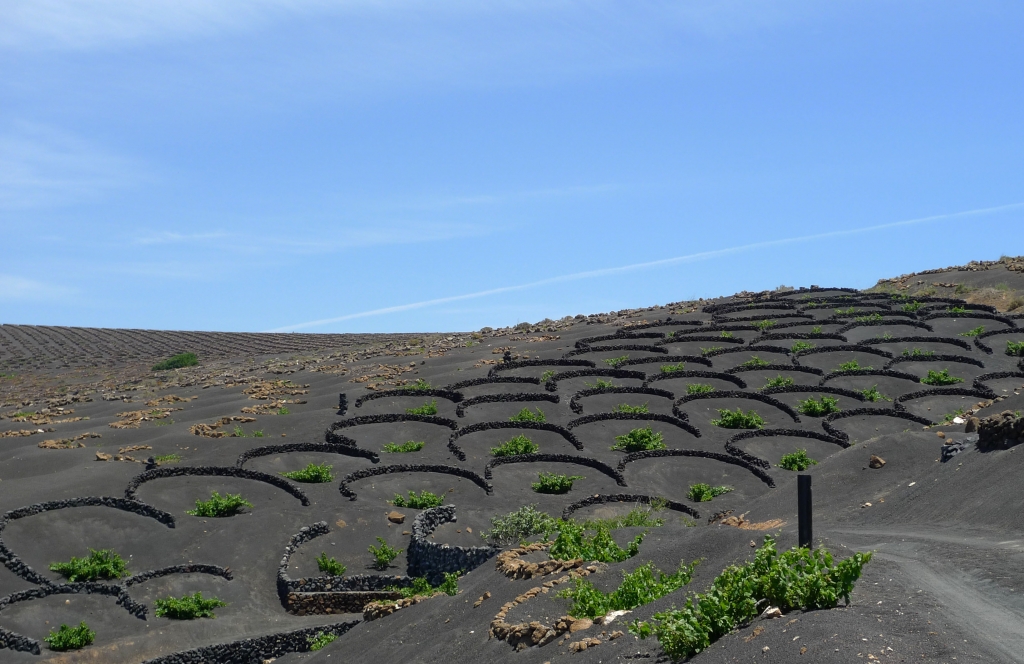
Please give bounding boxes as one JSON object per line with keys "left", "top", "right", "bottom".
{"left": 2, "top": 1, "right": 1022, "bottom": 333}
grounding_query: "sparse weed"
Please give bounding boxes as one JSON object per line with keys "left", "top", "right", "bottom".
{"left": 186, "top": 492, "right": 253, "bottom": 517}
{"left": 154, "top": 592, "right": 227, "bottom": 619}
{"left": 392, "top": 490, "right": 445, "bottom": 509}
{"left": 779, "top": 449, "right": 817, "bottom": 471}
{"left": 382, "top": 440, "right": 425, "bottom": 453}
{"left": 941, "top": 408, "right": 967, "bottom": 425}
{"left": 231, "top": 425, "right": 264, "bottom": 438}
{"left": 854, "top": 313, "right": 884, "bottom": 323}
{"left": 368, "top": 537, "right": 402, "bottom": 570}
{"left": 277, "top": 406, "right": 290, "bottom": 415}
{"left": 532, "top": 472, "right": 584, "bottom": 494}
{"left": 509, "top": 407, "right": 546, "bottom": 422}
{"left": 406, "top": 400, "right": 438, "bottom": 416}
{"left": 154, "top": 453, "right": 181, "bottom": 465}
{"left": 835, "top": 307, "right": 856, "bottom": 315}
{"left": 797, "top": 395, "right": 840, "bottom": 417}
{"left": 611, "top": 426, "right": 666, "bottom": 452}
{"left": 281, "top": 462, "right": 334, "bottom": 483}
{"left": 921, "top": 369, "right": 963, "bottom": 386}
{"left": 711, "top": 408, "right": 765, "bottom": 429}
{"left": 902, "top": 348, "right": 934, "bottom": 357}
{"left": 687, "top": 483, "right": 733, "bottom": 502}
{"left": 491, "top": 434, "right": 539, "bottom": 457}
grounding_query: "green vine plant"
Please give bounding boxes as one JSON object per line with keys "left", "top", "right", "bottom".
{"left": 611, "top": 426, "right": 666, "bottom": 452}
{"left": 509, "top": 407, "right": 546, "bottom": 422}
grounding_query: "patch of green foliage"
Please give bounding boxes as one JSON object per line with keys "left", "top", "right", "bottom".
{"left": 753, "top": 320, "right": 776, "bottom": 331}
{"left": 186, "top": 491, "right": 253, "bottom": 517}
{"left": 308, "top": 631, "right": 338, "bottom": 651}
{"left": 660, "top": 362, "right": 687, "bottom": 373}
{"left": 392, "top": 490, "right": 445, "bottom": 509}
{"left": 491, "top": 434, "right": 540, "bottom": 457}
{"left": 540, "top": 370, "right": 557, "bottom": 382}
{"left": 797, "top": 395, "right": 840, "bottom": 417}
{"left": 532, "top": 472, "right": 584, "bottom": 494}
{"left": 481, "top": 505, "right": 559, "bottom": 545}
{"left": 779, "top": 449, "right": 817, "bottom": 471}
{"left": 613, "top": 402, "right": 650, "bottom": 414}
{"left": 960, "top": 325, "right": 985, "bottom": 337}
{"left": 763, "top": 375, "right": 794, "bottom": 389}
{"left": 316, "top": 552, "right": 346, "bottom": 576}
{"left": 585, "top": 378, "right": 615, "bottom": 389}
{"left": 711, "top": 408, "right": 765, "bottom": 429}
{"left": 686, "top": 383, "right": 715, "bottom": 395}
{"left": 281, "top": 462, "right": 334, "bottom": 483}
{"left": 509, "top": 407, "right": 546, "bottom": 422}
{"left": 721, "top": 331, "right": 734, "bottom": 338}
{"left": 11, "top": 410, "right": 35, "bottom": 418}
{"left": 583, "top": 500, "right": 667, "bottom": 529}
{"left": 921, "top": 369, "right": 963, "bottom": 386}
{"left": 941, "top": 408, "right": 967, "bottom": 425}
{"left": 549, "top": 520, "right": 643, "bottom": 563}
{"left": 859, "top": 385, "right": 891, "bottom": 402}
{"left": 231, "top": 425, "right": 264, "bottom": 438}
{"left": 368, "top": 537, "right": 402, "bottom": 570}
{"left": 948, "top": 305, "right": 967, "bottom": 314}
{"left": 154, "top": 453, "right": 181, "bottom": 464}
{"left": 687, "top": 483, "right": 733, "bottom": 502}
{"left": 154, "top": 592, "right": 227, "bottom": 619}
{"left": 382, "top": 440, "right": 425, "bottom": 453}
{"left": 405, "top": 379, "right": 432, "bottom": 391}
{"left": 1007, "top": 340, "right": 1024, "bottom": 356}
{"left": 389, "top": 572, "right": 460, "bottom": 599}
{"left": 559, "top": 560, "right": 698, "bottom": 619}
{"left": 405, "top": 400, "right": 438, "bottom": 415}
{"left": 790, "top": 341, "right": 815, "bottom": 353}
{"left": 611, "top": 426, "right": 666, "bottom": 452}
{"left": 836, "top": 360, "right": 869, "bottom": 371}
{"left": 810, "top": 326, "right": 823, "bottom": 334}
{"left": 700, "top": 346, "right": 724, "bottom": 356}
{"left": 629, "top": 537, "right": 872, "bottom": 660}
{"left": 834, "top": 307, "right": 856, "bottom": 315}
{"left": 902, "top": 348, "right": 934, "bottom": 357}
{"left": 604, "top": 355, "right": 630, "bottom": 368}
{"left": 49, "top": 549, "right": 129, "bottom": 582}
{"left": 854, "top": 313, "right": 884, "bottom": 323}
{"left": 901, "top": 301, "right": 923, "bottom": 313}
{"left": 737, "top": 356, "right": 771, "bottom": 369}
{"left": 277, "top": 406, "right": 290, "bottom": 415}
{"left": 152, "top": 352, "right": 198, "bottom": 371}
{"left": 44, "top": 622, "right": 95, "bottom": 651}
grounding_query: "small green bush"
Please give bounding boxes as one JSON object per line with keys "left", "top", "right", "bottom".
{"left": 921, "top": 369, "right": 963, "bottom": 386}
{"left": 960, "top": 325, "right": 985, "bottom": 337}
{"left": 779, "top": 449, "right": 817, "bottom": 471}
{"left": 810, "top": 326, "right": 823, "bottom": 334}
{"left": 687, "top": 483, "right": 733, "bottom": 502}
{"left": 686, "top": 383, "right": 715, "bottom": 395}
{"left": 154, "top": 454, "right": 181, "bottom": 465}
{"left": 406, "top": 400, "right": 438, "bottom": 415}
{"left": 49, "top": 549, "right": 129, "bottom": 582}
{"left": 859, "top": 385, "right": 891, "bottom": 402}
{"left": 737, "top": 356, "right": 771, "bottom": 369}
{"left": 613, "top": 402, "right": 649, "bottom": 414}
{"left": 854, "top": 313, "right": 883, "bottom": 323}
{"left": 231, "top": 425, "right": 264, "bottom": 438}
{"left": 308, "top": 631, "right": 338, "bottom": 651}
{"left": 660, "top": 362, "right": 687, "bottom": 373}
{"left": 763, "top": 375, "right": 794, "bottom": 389}
{"left": 549, "top": 520, "right": 642, "bottom": 563}
{"left": 604, "top": 355, "right": 630, "bottom": 368}
{"left": 585, "top": 378, "right": 615, "bottom": 389}
{"left": 186, "top": 492, "right": 253, "bottom": 517}
{"left": 558, "top": 560, "right": 697, "bottom": 619}
{"left": 790, "top": 341, "right": 815, "bottom": 353}
{"left": 941, "top": 408, "right": 967, "bottom": 425}
{"left": 382, "top": 440, "right": 425, "bottom": 453}
{"left": 44, "top": 622, "right": 95, "bottom": 651}
{"left": 629, "top": 537, "right": 872, "bottom": 660}
{"left": 834, "top": 307, "right": 856, "bottom": 315}
{"left": 611, "top": 426, "right": 666, "bottom": 452}
{"left": 390, "top": 572, "right": 460, "bottom": 598}
{"left": 316, "top": 552, "right": 346, "bottom": 576}
{"left": 584, "top": 500, "right": 667, "bottom": 529}
{"left": 154, "top": 592, "right": 227, "bottom": 619}
{"left": 491, "top": 434, "right": 539, "bottom": 457}
{"left": 540, "top": 370, "right": 557, "bottom": 382}
{"left": 368, "top": 537, "right": 402, "bottom": 570}
{"left": 405, "top": 379, "right": 432, "bottom": 391}
{"left": 392, "top": 490, "right": 444, "bottom": 509}
{"left": 700, "top": 346, "right": 723, "bottom": 356}
{"left": 481, "top": 505, "right": 558, "bottom": 545}
{"left": 277, "top": 406, "right": 290, "bottom": 415}
{"left": 152, "top": 352, "right": 198, "bottom": 371}
{"left": 281, "top": 462, "right": 333, "bottom": 483}
{"left": 1008, "top": 340, "right": 1024, "bottom": 356}
{"left": 797, "top": 395, "right": 840, "bottom": 417}
{"left": 836, "top": 360, "right": 869, "bottom": 371}
{"left": 721, "top": 331, "right": 734, "bottom": 338}
{"left": 509, "top": 407, "right": 546, "bottom": 422}
{"left": 948, "top": 305, "right": 967, "bottom": 314}
{"left": 902, "top": 348, "right": 933, "bottom": 357}
{"left": 902, "top": 301, "right": 923, "bottom": 312}
{"left": 532, "top": 472, "right": 583, "bottom": 494}
{"left": 711, "top": 408, "right": 765, "bottom": 429}
{"left": 753, "top": 320, "right": 776, "bottom": 331}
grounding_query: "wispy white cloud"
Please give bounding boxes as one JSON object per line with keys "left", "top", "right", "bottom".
{"left": 0, "top": 274, "right": 74, "bottom": 302}
{"left": 268, "top": 202, "right": 1024, "bottom": 332}
{"left": 0, "top": 123, "right": 145, "bottom": 209}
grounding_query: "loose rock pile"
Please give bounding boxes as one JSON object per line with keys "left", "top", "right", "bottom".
{"left": 970, "top": 410, "right": 1024, "bottom": 449}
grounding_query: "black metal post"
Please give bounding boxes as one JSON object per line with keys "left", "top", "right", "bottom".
{"left": 798, "top": 474, "right": 812, "bottom": 548}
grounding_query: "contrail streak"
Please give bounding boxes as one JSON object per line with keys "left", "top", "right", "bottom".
{"left": 268, "top": 202, "right": 1023, "bottom": 332}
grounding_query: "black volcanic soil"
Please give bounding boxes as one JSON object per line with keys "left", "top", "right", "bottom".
{"left": 1, "top": 258, "right": 1024, "bottom": 663}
